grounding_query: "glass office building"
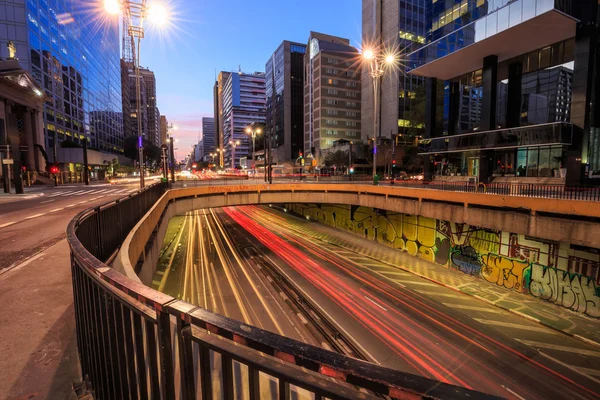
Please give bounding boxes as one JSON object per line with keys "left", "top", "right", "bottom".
{"left": 409, "top": 0, "right": 600, "bottom": 184}
{"left": 0, "top": 0, "right": 124, "bottom": 159}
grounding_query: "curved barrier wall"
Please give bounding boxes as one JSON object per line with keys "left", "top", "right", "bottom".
{"left": 68, "top": 183, "right": 501, "bottom": 399}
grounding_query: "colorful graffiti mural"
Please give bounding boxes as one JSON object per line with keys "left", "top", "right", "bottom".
{"left": 287, "top": 204, "right": 600, "bottom": 318}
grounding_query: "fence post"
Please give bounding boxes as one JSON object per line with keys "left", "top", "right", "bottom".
{"left": 157, "top": 309, "right": 176, "bottom": 399}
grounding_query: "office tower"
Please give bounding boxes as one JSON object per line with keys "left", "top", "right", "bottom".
{"left": 304, "top": 32, "right": 361, "bottom": 162}
{"left": 265, "top": 41, "right": 306, "bottom": 163}
{"left": 0, "top": 0, "right": 124, "bottom": 161}
{"left": 160, "top": 115, "right": 168, "bottom": 145}
{"left": 202, "top": 117, "right": 215, "bottom": 156}
{"left": 409, "top": 0, "right": 597, "bottom": 184}
{"left": 121, "top": 60, "right": 148, "bottom": 140}
{"left": 221, "top": 71, "right": 266, "bottom": 168}
{"left": 140, "top": 68, "right": 161, "bottom": 146}
{"left": 361, "top": 1, "right": 427, "bottom": 147}
{"left": 214, "top": 71, "right": 231, "bottom": 159}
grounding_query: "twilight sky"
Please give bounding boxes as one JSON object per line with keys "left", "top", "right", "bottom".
{"left": 140, "top": 0, "right": 362, "bottom": 160}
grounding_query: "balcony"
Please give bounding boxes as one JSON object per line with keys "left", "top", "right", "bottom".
{"left": 408, "top": 0, "right": 577, "bottom": 80}
{"left": 418, "top": 122, "right": 572, "bottom": 154}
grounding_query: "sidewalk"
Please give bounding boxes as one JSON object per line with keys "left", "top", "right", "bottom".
{"left": 287, "top": 217, "right": 600, "bottom": 347}
{"left": 0, "top": 240, "right": 80, "bottom": 400}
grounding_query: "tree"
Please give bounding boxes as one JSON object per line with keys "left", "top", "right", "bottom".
{"left": 324, "top": 150, "right": 349, "bottom": 169}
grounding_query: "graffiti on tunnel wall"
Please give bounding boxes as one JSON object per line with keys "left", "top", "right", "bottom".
{"left": 287, "top": 204, "right": 600, "bottom": 318}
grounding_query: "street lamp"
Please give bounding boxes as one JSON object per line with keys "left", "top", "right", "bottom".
{"left": 104, "top": 0, "right": 170, "bottom": 188}
{"left": 216, "top": 148, "right": 224, "bottom": 169}
{"left": 229, "top": 140, "right": 241, "bottom": 170}
{"left": 364, "top": 48, "right": 396, "bottom": 184}
{"left": 245, "top": 126, "right": 262, "bottom": 174}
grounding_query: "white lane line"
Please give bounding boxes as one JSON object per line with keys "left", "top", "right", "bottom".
{"left": 474, "top": 319, "right": 553, "bottom": 333}
{"left": 414, "top": 290, "right": 466, "bottom": 299}
{"left": 501, "top": 386, "right": 526, "bottom": 400}
{"left": 0, "top": 221, "right": 16, "bottom": 228}
{"left": 50, "top": 208, "right": 64, "bottom": 212}
{"left": 516, "top": 339, "right": 600, "bottom": 357}
{"left": 49, "top": 191, "right": 74, "bottom": 197}
{"left": 24, "top": 213, "right": 44, "bottom": 220}
{"left": 40, "top": 199, "right": 55, "bottom": 204}
{"left": 65, "top": 190, "right": 85, "bottom": 196}
{"left": 77, "top": 201, "right": 88, "bottom": 205}
{"left": 64, "top": 204, "right": 76, "bottom": 208}
{"left": 363, "top": 295, "right": 388, "bottom": 312}
{"left": 442, "top": 303, "right": 504, "bottom": 314}
{"left": 401, "top": 280, "right": 438, "bottom": 287}
{"left": 103, "top": 189, "right": 117, "bottom": 194}
{"left": 74, "top": 190, "right": 94, "bottom": 196}
{"left": 93, "top": 189, "right": 109, "bottom": 194}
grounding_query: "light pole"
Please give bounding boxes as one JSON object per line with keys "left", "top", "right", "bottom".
{"left": 229, "top": 140, "right": 240, "bottom": 169}
{"left": 245, "top": 126, "right": 262, "bottom": 174}
{"left": 209, "top": 153, "right": 216, "bottom": 169}
{"left": 104, "top": 0, "right": 169, "bottom": 188}
{"left": 364, "top": 50, "right": 395, "bottom": 184}
{"left": 216, "top": 148, "right": 224, "bottom": 169}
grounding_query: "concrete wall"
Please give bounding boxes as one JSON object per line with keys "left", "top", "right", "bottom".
{"left": 287, "top": 203, "right": 600, "bottom": 318}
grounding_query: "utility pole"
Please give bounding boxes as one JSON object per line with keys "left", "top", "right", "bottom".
{"left": 83, "top": 139, "right": 90, "bottom": 185}
{"left": 169, "top": 135, "right": 176, "bottom": 183}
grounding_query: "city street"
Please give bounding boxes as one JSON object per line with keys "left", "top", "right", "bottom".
{"left": 0, "top": 180, "right": 158, "bottom": 271}
{"left": 157, "top": 205, "right": 600, "bottom": 400}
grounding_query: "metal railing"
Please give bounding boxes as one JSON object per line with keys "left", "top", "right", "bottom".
{"left": 67, "top": 184, "right": 498, "bottom": 399}
{"left": 386, "top": 180, "right": 600, "bottom": 201}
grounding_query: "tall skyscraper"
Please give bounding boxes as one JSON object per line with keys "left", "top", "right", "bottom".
{"left": 265, "top": 41, "right": 306, "bottom": 163}
{"left": 202, "top": 117, "right": 216, "bottom": 156}
{"left": 160, "top": 115, "right": 168, "bottom": 145}
{"left": 0, "top": 0, "right": 124, "bottom": 159}
{"left": 214, "top": 71, "right": 231, "bottom": 160}
{"left": 409, "top": 0, "right": 599, "bottom": 184}
{"left": 140, "top": 68, "right": 161, "bottom": 147}
{"left": 361, "top": 0, "right": 427, "bottom": 148}
{"left": 121, "top": 60, "right": 148, "bottom": 140}
{"left": 304, "top": 32, "right": 361, "bottom": 162}
{"left": 221, "top": 72, "right": 266, "bottom": 168}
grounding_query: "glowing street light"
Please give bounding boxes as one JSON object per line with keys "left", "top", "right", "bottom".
{"left": 104, "top": 0, "right": 120, "bottom": 15}
{"left": 246, "top": 126, "right": 262, "bottom": 174}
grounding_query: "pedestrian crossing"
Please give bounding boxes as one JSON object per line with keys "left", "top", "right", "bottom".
{"left": 47, "top": 188, "right": 138, "bottom": 198}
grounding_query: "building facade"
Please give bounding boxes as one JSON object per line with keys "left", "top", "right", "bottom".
{"left": 221, "top": 72, "right": 266, "bottom": 168}
{"left": 361, "top": 0, "right": 427, "bottom": 152}
{"left": 202, "top": 117, "right": 215, "bottom": 157}
{"left": 121, "top": 61, "right": 148, "bottom": 141}
{"left": 304, "top": 32, "right": 362, "bottom": 163}
{"left": 0, "top": 0, "right": 124, "bottom": 162}
{"left": 214, "top": 71, "right": 231, "bottom": 165}
{"left": 140, "top": 67, "right": 160, "bottom": 147}
{"left": 265, "top": 41, "right": 306, "bottom": 164}
{"left": 409, "top": 0, "right": 599, "bottom": 184}
{"left": 160, "top": 115, "right": 168, "bottom": 145}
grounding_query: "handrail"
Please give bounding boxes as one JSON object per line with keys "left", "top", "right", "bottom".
{"left": 67, "top": 183, "right": 500, "bottom": 399}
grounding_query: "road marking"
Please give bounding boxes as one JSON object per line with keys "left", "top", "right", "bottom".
{"left": 474, "top": 319, "right": 552, "bottom": 333}
{"left": 40, "top": 199, "right": 55, "bottom": 204}
{"left": 67, "top": 190, "right": 86, "bottom": 196}
{"left": 65, "top": 204, "right": 75, "bottom": 208}
{"left": 442, "top": 303, "right": 504, "bottom": 314}
{"left": 414, "top": 290, "right": 466, "bottom": 299}
{"left": 49, "top": 191, "right": 73, "bottom": 197}
{"left": 93, "top": 189, "right": 109, "bottom": 194}
{"left": 24, "top": 213, "right": 44, "bottom": 220}
{"left": 516, "top": 339, "right": 600, "bottom": 357}
{"left": 50, "top": 208, "right": 64, "bottom": 212}
{"left": 535, "top": 351, "right": 600, "bottom": 385}
{"left": 77, "top": 201, "right": 87, "bottom": 204}
{"left": 401, "top": 280, "right": 438, "bottom": 287}
{"left": 501, "top": 386, "right": 526, "bottom": 400}
{"left": 379, "top": 270, "right": 411, "bottom": 277}
{"left": 363, "top": 295, "right": 388, "bottom": 312}
{"left": 576, "top": 366, "right": 600, "bottom": 377}
{"left": 74, "top": 190, "right": 94, "bottom": 196}
{"left": 0, "top": 222, "right": 16, "bottom": 228}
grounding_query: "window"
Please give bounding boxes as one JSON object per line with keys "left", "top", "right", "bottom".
{"left": 346, "top": 81, "right": 358, "bottom": 88}
{"left": 325, "top": 119, "right": 338, "bottom": 126}
{"left": 327, "top": 99, "right": 339, "bottom": 105}
{"left": 327, "top": 109, "right": 338, "bottom": 115}
{"left": 327, "top": 58, "right": 339, "bottom": 64}
{"left": 347, "top": 111, "right": 357, "bottom": 117}
{"left": 325, "top": 129, "right": 337, "bottom": 136}
{"left": 327, "top": 89, "right": 338, "bottom": 95}
{"left": 327, "top": 79, "right": 338, "bottom": 85}
{"left": 326, "top": 68, "right": 336, "bottom": 74}
{"left": 346, "top": 101, "right": 357, "bottom": 108}
{"left": 346, "top": 121, "right": 357, "bottom": 127}
{"left": 347, "top": 91, "right": 357, "bottom": 98}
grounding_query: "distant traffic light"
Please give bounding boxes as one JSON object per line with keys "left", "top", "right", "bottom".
{"left": 49, "top": 164, "right": 59, "bottom": 174}
{"left": 392, "top": 160, "right": 396, "bottom": 168}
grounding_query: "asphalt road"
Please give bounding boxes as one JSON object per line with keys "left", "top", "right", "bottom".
{"left": 0, "top": 180, "right": 159, "bottom": 270}
{"left": 214, "top": 205, "right": 600, "bottom": 400}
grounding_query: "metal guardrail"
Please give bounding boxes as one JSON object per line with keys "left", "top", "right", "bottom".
{"left": 387, "top": 180, "right": 600, "bottom": 201}
{"left": 67, "top": 183, "right": 499, "bottom": 399}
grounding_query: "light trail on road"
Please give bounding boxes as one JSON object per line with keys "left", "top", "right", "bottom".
{"left": 223, "top": 205, "right": 600, "bottom": 400}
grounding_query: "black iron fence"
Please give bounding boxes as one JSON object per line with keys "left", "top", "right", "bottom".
{"left": 67, "top": 183, "right": 499, "bottom": 399}
{"left": 388, "top": 180, "right": 600, "bottom": 201}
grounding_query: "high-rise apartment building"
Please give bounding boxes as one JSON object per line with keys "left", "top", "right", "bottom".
{"left": 160, "top": 115, "right": 168, "bottom": 145}
{"left": 266, "top": 41, "right": 306, "bottom": 163}
{"left": 214, "top": 71, "right": 231, "bottom": 159}
{"left": 202, "top": 117, "right": 216, "bottom": 156}
{"left": 121, "top": 60, "right": 148, "bottom": 140}
{"left": 304, "top": 32, "right": 361, "bottom": 162}
{"left": 140, "top": 68, "right": 161, "bottom": 146}
{"left": 0, "top": 0, "right": 124, "bottom": 159}
{"left": 361, "top": 1, "right": 427, "bottom": 149}
{"left": 221, "top": 72, "right": 266, "bottom": 168}
{"left": 409, "top": 0, "right": 598, "bottom": 184}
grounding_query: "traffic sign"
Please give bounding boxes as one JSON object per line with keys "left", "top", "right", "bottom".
{"left": 2, "top": 159, "right": 14, "bottom": 165}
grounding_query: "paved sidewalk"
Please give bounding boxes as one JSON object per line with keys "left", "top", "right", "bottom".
{"left": 0, "top": 240, "right": 80, "bottom": 400}
{"left": 286, "top": 217, "right": 600, "bottom": 347}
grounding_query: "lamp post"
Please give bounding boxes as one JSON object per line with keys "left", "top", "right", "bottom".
{"left": 229, "top": 140, "right": 240, "bottom": 169}
{"left": 209, "top": 153, "right": 216, "bottom": 169}
{"left": 245, "top": 126, "right": 262, "bottom": 174}
{"left": 364, "top": 50, "right": 395, "bottom": 184}
{"left": 216, "top": 148, "right": 224, "bottom": 169}
{"left": 104, "top": 0, "right": 169, "bottom": 188}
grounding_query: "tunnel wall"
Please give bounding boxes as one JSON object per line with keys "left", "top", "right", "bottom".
{"left": 286, "top": 203, "right": 600, "bottom": 319}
